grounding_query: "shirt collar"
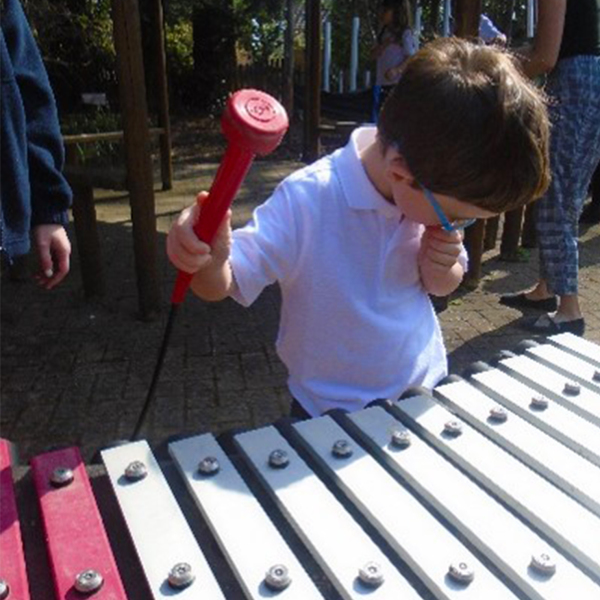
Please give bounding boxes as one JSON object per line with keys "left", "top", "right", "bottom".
{"left": 333, "top": 126, "right": 403, "bottom": 219}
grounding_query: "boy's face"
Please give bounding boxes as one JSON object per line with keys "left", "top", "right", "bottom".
{"left": 384, "top": 149, "right": 496, "bottom": 229}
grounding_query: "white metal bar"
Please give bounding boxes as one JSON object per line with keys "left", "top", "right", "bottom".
{"left": 234, "top": 426, "right": 421, "bottom": 600}
{"left": 470, "top": 368, "right": 600, "bottom": 467}
{"left": 169, "top": 434, "right": 322, "bottom": 600}
{"left": 168, "top": 434, "right": 323, "bottom": 599}
{"left": 389, "top": 395, "right": 600, "bottom": 581}
{"left": 548, "top": 333, "right": 600, "bottom": 367}
{"left": 497, "top": 355, "right": 600, "bottom": 426}
{"left": 435, "top": 380, "right": 600, "bottom": 516}
{"left": 348, "top": 406, "right": 600, "bottom": 600}
{"left": 101, "top": 441, "right": 225, "bottom": 599}
{"left": 524, "top": 344, "right": 600, "bottom": 393}
{"left": 293, "top": 416, "right": 520, "bottom": 600}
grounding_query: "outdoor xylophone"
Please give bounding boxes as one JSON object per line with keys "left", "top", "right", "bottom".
{"left": 2, "top": 331, "right": 600, "bottom": 600}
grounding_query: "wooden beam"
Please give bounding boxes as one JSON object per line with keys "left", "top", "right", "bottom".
{"left": 303, "top": 0, "right": 321, "bottom": 163}
{"left": 149, "top": 0, "right": 173, "bottom": 191}
{"left": 454, "top": 0, "right": 482, "bottom": 38}
{"left": 454, "top": 0, "right": 483, "bottom": 286}
{"left": 111, "top": 0, "right": 161, "bottom": 320}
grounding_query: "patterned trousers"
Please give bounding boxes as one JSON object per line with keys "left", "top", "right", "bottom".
{"left": 537, "top": 55, "right": 600, "bottom": 295}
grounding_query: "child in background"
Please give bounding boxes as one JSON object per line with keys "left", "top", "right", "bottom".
{"left": 168, "top": 38, "right": 551, "bottom": 418}
{"left": 373, "top": 0, "right": 416, "bottom": 114}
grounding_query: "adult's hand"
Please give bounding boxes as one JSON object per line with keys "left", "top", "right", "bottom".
{"left": 32, "top": 224, "right": 71, "bottom": 289}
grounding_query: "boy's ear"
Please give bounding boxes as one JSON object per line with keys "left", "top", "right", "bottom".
{"left": 385, "top": 150, "right": 416, "bottom": 186}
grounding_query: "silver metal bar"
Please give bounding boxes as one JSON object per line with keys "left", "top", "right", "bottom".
{"left": 348, "top": 406, "right": 600, "bottom": 600}
{"left": 496, "top": 355, "right": 600, "bottom": 426}
{"left": 292, "top": 415, "right": 520, "bottom": 600}
{"left": 101, "top": 441, "right": 226, "bottom": 599}
{"left": 234, "top": 425, "right": 422, "bottom": 600}
{"left": 434, "top": 379, "right": 600, "bottom": 516}
{"left": 389, "top": 395, "right": 600, "bottom": 582}
{"left": 469, "top": 368, "right": 600, "bottom": 467}
{"left": 169, "top": 433, "right": 323, "bottom": 599}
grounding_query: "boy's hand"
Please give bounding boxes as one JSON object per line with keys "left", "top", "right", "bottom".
{"left": 418, "top": 227, "right": 464, "bottom": 296}
{"left": 166, "top": 191, "right": 232, "bottom": 274}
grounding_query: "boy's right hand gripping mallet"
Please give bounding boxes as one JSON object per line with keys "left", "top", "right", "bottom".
{"left": 131, "top": 90, "right": 288, "bottom": 440}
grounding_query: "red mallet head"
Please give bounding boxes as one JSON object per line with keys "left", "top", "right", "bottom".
{"left": 171, "top": 89, "right": 289, "bottom": 304}
{"left": 221, "top": 89, "right": 289, "bottom": 155}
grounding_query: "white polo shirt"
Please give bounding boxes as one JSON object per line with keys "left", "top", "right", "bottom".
{"left": 230, "top": 127, "right": 453, "bottom": 416}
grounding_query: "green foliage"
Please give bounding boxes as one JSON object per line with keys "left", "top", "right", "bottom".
{"left": 23, "top": 0, "right": 117, "bottom": 113}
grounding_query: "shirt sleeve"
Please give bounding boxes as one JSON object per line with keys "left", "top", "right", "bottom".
{"left": 2, "top": 0, "right": 72, "bottom": 226}
{"left": 479, "top": 14, "right": 502, "bottom": 42}
{"left": 229, "top": 182, "right": 300, "bottom": 307}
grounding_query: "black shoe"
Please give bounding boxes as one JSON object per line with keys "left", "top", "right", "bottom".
{"left": 580, "top": 202, "right": 600, "bottom": 224}
{"left": 520, "top": 314, "right": 585, "bottom": 337}
{"left": 499, "top": 292, "right": 558, "bottom": 312}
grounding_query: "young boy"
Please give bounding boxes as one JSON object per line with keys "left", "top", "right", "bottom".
{"left": 167, "top": 38, "right": 551, "bottom": 418}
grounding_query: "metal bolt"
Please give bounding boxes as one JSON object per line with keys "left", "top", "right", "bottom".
{"left": 530, "top": 552, "right": 556, "bottom": 576}
{"left": 448, "top": 562, "right": 475, "bottom": 584}
{"left": 391, "top": 429, "right": 411, "bottom": 448}
{"left": 197, "top": 456, "right": 220, "bottom": 476}
{"left": 168, "top": 563, "right": 195, "bottom": 589}
{"left": 0, "top": 579, "right": 9, "bottom": 600}
{"left": 50, "top": 467, "right": 74, "bottom": 487}
{"left": 268, "top": 449, "right": 289, "bottom": 469}
{"left": 74, "top": 569, "right": 104, "bottom": 593}
{"left": 332, "top": 439, "right": 353, "bottom": 458}
{"left": 444, "top": 420, "right": 463, "bottom": 436}
{"left": 489, "top": 406, "right": 508, "bottom": 422}
{"left": 124, "top": 460, "right": 147, "bottom": 481}
{"left": 593, "top": 370, "right": 600, "bottom": 383}
{"left": 264, "top": 564, "right": 292, "bottom": 590}
{"left": 563, "top": 381, "right": 581, "bottom": 396}
{"left": 358, "top": 561, "right": 384, "bottom": 588}
{"left": 530, "top": 394, "right": 549, "bottom": 410}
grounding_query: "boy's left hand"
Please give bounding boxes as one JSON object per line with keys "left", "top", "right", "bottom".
{"left": 418, "top": 227, "right": 462, "bottom": 273}
{"left": 418, "top": 227, "right": 465, "bottom": 296}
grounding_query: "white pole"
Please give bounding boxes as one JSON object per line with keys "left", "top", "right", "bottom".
{"left": 350, "top": 16, "right": 359, "bottom": 92}
{"left": 415, "top": 2, "right": 422, "bottom": 50}
{"left": 527, "top": 0, "right": 535, "bottom": 38}
{"left": 442, "top": 0, "right": 451, "bottom": 37}
{"left": 364, "top": 70, "right": 371, "bottom": 88}
{"left": 338, "top": 70, "right": 344, "bottom": 93}
{"left": 323, "top": 21, "right": 331, "bottom": 92}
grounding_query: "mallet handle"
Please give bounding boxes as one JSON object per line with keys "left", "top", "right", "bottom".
{"left": 171, "top": 143, "right": 254, "bottom": 304}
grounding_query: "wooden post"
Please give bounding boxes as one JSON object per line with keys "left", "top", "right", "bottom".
{"left": 454, "top": 0, "right": 482, "bottom": 38}
{"left": 150, "top": 0, "right": 173, "bottom": 191}
{"left": 454, "top": 0, "right": 483, "bottom": 286}
{"left": 111, "top": 0, "right": 161, "bottom": 320}
{"left": 484, "top": 215, "right": 500, "bottom": 252}
{"left": 500, "top": 207, "right": 524, "bottom": 260}
{"left": 521, "top": 202, "right": 538, "bottom": 248}
{"left": 65, "top": 145, "right": 105, "bottom": 298}
{"left": 303, "top": 0, "right": 321, "bottom": 163}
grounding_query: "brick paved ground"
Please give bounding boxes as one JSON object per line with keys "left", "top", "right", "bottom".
{"left": 2, "top": 157, "right": 599, "bottom": 464}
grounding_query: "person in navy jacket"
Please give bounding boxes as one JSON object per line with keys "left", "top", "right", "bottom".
{"left": 1, "top": 0, "right": 71, "bottom": 288}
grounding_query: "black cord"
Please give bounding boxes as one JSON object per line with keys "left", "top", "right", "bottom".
{"left": 130, "top": 303, "right": 180, "bottom": 440}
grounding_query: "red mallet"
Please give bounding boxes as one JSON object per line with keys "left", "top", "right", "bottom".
{"left": 171, "top": 89, "right": 289, "bottom": 304}
{"left": 131, "top": 90, "right": 288, "bottom": 440}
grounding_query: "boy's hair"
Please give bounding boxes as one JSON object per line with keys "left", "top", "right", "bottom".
{"left": 378, "top": 37, "right": 551, "bottom": 213}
